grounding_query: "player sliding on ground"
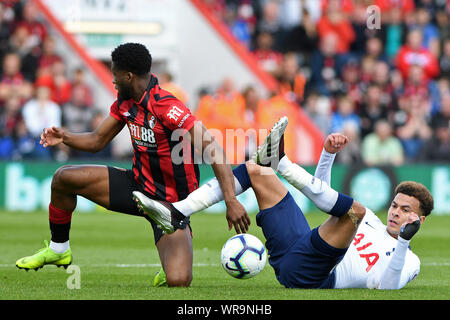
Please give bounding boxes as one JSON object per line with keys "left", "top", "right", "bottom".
{"left": 15, "top": 43, "right": 249, "bottom": 287}
{"left": 134, "top": 117, "right": 434, "bottom": 289}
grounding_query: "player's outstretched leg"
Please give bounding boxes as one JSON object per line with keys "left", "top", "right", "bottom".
{"left": 251, "top": 116, "right": 287, "bottom": 170}
{"left": 133, "top": 162, "right": 253, "bottom": 233}
{"left": 133, "top": 192, "right": 187, "bottom": 234}
{"left": 132, "top": 117, "right": 289, "bottom": 231}
{"left": 16, "top": 165, "right": 111, "bottom": 271}
{"left": 253, "top": 127, "right": 366, "bottom": 248}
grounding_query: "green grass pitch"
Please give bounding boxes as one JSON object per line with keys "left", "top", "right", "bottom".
{"left": 0, "top": 209, "right": 449, "bottom": 300}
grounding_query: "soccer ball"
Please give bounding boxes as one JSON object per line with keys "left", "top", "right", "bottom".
{"left": 221, "top": 233, "right": 267, "bottom": 279}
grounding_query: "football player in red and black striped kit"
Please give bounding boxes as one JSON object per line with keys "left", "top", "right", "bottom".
{"left": 16, "top": 43, "right": 250, "bottom": 287}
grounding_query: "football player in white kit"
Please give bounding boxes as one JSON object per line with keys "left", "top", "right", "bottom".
{"left": 133, "top": 117, "right": 434, "bottom": 289}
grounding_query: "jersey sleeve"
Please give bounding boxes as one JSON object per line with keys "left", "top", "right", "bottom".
{"left": 109, "top": 100, "right": 125, "bottom": 123}
{"left": 373, "top": 238, "right": 420, "bottom": 290}
{"left": 378, "top": 251, "right": 420, "bottom": 290}
{"left": 400, "top": 254, "right": 420, "bottom": 288}
{"left": 314, "top": 148, "right": 336, "bottom": 185}
{"left": 153, "top": 97, "right": 196, "bottom": 132}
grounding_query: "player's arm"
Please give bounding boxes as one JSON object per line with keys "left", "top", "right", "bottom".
{"left": 188, "top": 121, "right": 251, "bottom": 234}
{"left": 314, "top": 133, "right": 349, "bottom": 184}
{"left": 40, "top": 115, "right": 125, "bottom": 153}
{"left": 369, "top": 215, "right": 422, "bottom": 290}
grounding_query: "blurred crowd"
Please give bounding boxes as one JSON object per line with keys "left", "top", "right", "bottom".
{"left": 1, "top": 0, "right": 449, "bottom": 166}
{"left": 0, "top": 0, "right": 110, "bottom": 162}
{"left": 197, "top": 0, "right": 450, "bottom": 165}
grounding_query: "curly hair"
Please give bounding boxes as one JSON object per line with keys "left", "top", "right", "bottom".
{"left": 111, "top": 43, "right": 152, "bottom": 76}
{"left": 395, "top": 181, "right": 434, "bottom": 217}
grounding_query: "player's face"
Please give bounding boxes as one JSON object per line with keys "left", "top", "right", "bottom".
{"left": 111, "top": 62, "right": 133, "bottom": 100}
{"left": 386, "top": 193, "right": 422, "bottom": 237}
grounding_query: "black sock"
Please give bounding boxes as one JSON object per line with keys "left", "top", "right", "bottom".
{"left": 50, "top": 221, "right": 71, "bottom": 243}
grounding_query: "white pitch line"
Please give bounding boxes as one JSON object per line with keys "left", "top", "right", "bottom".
{"left": 0, "top": 263, "right": 220, "bottom": 268}
{"left": 421, "top": 262, "right": 450, "bottom": 266}
{"left": 93, "top": 263, "right": 221, "bottom": 268}
{"left": 2, "top": 262, "right": 449, "bottom": 268}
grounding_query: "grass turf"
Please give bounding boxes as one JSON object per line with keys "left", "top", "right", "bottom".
{"left": 0, "top": 209, "right": 449, "bottom": 300}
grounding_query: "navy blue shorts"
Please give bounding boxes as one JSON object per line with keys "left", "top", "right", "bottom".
{"left": 256, "top": 192, "right": 348, "bottom": 289}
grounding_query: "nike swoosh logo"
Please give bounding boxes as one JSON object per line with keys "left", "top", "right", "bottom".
{"left": 365, "top": 221, "right": 375, "bottom": 229}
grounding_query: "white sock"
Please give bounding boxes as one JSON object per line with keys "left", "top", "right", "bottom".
{"left": 172, "top": 177, "right": 244, "bottom": 217}
{"left": 277, "top": 156, "right": 339, "bottom": 213}
{"left": 277, "top": 156, "right": 311, "bottom": 190}
{"left": 49, "top": 240, "right": 70, "bottom": 254}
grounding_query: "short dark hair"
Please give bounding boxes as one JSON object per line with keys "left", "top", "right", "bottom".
{"left": 395, "top": 181, "right": 434, "bottom": 217}
{"left": 111, "top": 43, "right": 152, "bottom": 76}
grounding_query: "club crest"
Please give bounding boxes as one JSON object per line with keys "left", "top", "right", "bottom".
{"left": 148, "top": 115, "right": 156, "bottom": 129}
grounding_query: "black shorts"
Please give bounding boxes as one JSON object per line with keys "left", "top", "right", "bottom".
{"left": 107, "top": 166, "right": 191, "bottom": 244}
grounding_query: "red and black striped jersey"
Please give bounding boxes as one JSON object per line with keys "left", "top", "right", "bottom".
{"left": 109, "top": 74, "right": 199, "bottom": 202}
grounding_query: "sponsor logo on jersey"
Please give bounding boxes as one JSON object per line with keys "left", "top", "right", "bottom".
{"left": 166, "top": 105, "right": 190, "bottom": 128}
{"left": 128, "top": 122, "right": 156, "bottom": 147}
{"left": 167, "top": 105, "right": 184, "bottom": 122}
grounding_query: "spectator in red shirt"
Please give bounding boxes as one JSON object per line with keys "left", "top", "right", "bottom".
{"left": 252, "top": 31, "right": 283, "bottom": 76}
{"left": 395, "top": 28, "right": 440, "bottom": 81}
{"left": 50, "top": 60, "right": 71, "bottom": 105}
{"left": 375, "top": 0, "right": 415, "bottom": 14}
{"left": 316, "top": 0, "right": 355, "bottom": 54}
{"left": 38, "top": 36, "right": 62, "bottom": 74}
{"left": 15, "top": 1, "right": 47, "bottom": 46}
{"left": 320, "top": 0, "right": 354, "bottom": 15}
{"left": 35, "top": 60, "right": 72, "bottom": 106}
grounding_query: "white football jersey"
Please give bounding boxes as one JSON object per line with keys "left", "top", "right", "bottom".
{"left": 333, "top": 208, "right": 420, "bottom": 289}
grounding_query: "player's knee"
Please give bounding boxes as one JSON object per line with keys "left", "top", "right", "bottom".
{"left": 351, "top": 201, "right": 366, "bottom": 220}
{"left": 166, "top": 272, "right": 192, "bottom": 287}
{"left": 51, "top": 165, "right": 77, "bottom": 191}
{"left": 245, "top": 160, "right": 273, "bottom": 177}
{"left": 245, "top": 160, "right": 259, "bottom": 177}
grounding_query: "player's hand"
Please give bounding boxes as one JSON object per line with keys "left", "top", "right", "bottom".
{"left": 324, "top": 133, "right": 349, "bottom": 154}
{"left": 40, "top": 126, "right": 65, "bottom": 147}
{"left": 225, "top": 198, "right": 251, "bottom": 234}
{"left": 399, "top": 213, "right": 421, "bottom": 241}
